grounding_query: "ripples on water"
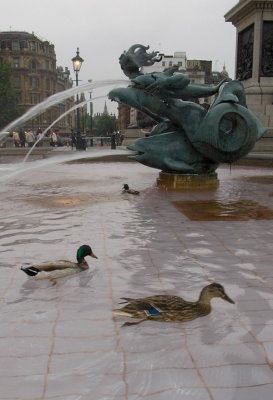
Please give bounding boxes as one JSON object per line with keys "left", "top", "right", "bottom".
{"left": 0, "top": 158, "right": 272, "bottom": 398}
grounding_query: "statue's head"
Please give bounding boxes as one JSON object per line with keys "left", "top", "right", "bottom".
{"left": 119, "top": 44, "right": 162, "bottom": 79}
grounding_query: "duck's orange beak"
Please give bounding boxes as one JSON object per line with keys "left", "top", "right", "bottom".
{"left": 91, "top": 252, "right": 98, "bottom": 259}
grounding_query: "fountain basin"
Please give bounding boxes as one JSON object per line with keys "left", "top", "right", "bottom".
{"left": 157, "top": 171, "right": 219, "bottom": 189}
{"left": 0, "top": 153, "right": 273, "bottom": 399}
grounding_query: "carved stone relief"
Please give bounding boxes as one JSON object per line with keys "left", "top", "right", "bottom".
{"left": 261, "top": 21, "right": 273, "bottom": 77}
{"left": 237, "top": 24, "right": 254, "bottom": 80}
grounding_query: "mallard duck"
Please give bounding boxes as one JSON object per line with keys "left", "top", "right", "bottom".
{"left": 21, "top": 245, "right": 98, "bottom": 284}
{"left": 122, "top": 184, "right": 139, "bottom": 195}
{"left": 113, "top": 282, "right": 235, "bottom": 326}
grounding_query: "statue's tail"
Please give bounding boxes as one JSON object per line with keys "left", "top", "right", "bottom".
{"left": 187, "top": 81, "right": 266, "bottom": 163}
{"left": 188, "top": 102, "right": 266, "bottom": 163}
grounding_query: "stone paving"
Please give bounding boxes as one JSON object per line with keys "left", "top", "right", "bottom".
{"left": 0, "top": 152, "right": 272, "bottom": 399}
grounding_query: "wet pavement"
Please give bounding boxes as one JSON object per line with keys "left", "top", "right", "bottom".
{"left": 0, "top": 151, "right": 273, "bottom": 400}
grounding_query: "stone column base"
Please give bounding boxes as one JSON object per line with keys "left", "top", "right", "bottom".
{"left": 157, "top": 172, "right": 219, "bottom": 189}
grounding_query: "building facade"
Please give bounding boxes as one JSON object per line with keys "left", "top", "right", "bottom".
{"left": 0, "top": 31, "right": 74, "bottom": 132}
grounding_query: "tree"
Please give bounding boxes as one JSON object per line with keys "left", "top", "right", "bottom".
{"left": 0, "top": 60, "right": 20, "bottom": 130}
{"left": 93, "top": 114, "right": 117, "bottom": 136}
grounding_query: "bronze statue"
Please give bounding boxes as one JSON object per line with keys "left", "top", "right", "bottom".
{"left": 109, "top": 44, "right": 266, "bottom": 174}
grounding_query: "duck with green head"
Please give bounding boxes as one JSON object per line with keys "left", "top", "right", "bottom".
{"left": 113, "top": 282, "right": 235, "bottom": 326}
{"left": 21, "top": 245, "right": 98, "bottom": 284}
{"left": 122, "top": 184, "right": 139, "bottom": 195}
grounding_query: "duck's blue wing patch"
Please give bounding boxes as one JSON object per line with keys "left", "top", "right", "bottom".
{"left": 144, "top": 306, "right": 161, "bottom": 316}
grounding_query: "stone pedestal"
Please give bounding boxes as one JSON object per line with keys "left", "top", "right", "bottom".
{"left": 157, "top": 172, "right": 219, "bottom": 190}
{"left": 122, "top": 128, "right": 146, "bottom": 146}
{"left": 225, "top": 0, "right": 273, "bottom": 151}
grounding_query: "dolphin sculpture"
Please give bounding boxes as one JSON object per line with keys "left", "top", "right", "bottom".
{"left": 109, "top": 44, "right": 266, "bottom": 174}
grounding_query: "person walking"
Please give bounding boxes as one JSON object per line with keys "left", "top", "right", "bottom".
{"left": 50, "top": 131, "right": 57, "bottom": 147}
{"left": 19, "top": 129, "right": 26, "bottom": 147}
{"left": 25, "top": 130, "right": 35, "bottom": 147}
{"left": 71, "top": 131, "right": 77, "bottom": 150}
{"left": 13, "top": 131, "right": 20, "bottom": 147}
{"left": 76, "top": 131, "right": 86, "bottom": 150}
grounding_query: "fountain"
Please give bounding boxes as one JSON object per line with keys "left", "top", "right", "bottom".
{"left": 22, "top": 95, "right": 106, "bottom": 163}
{"left": 109, "top": 44, "right": 266, "bottom": 189}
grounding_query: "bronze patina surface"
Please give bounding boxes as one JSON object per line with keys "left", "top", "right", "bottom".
{"left": 109, "top": 44, "right": 266, "bottom": 175}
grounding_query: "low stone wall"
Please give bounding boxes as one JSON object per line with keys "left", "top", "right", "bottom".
{"left": 0, "top": 136, "right": 53, "bottom": 156}
{"left": 2, "top": 136, "right": 51, "bottom": 148}
{"left": 122, "top": 128, "right": 146, "bottom": 146}
{"left": 253, "top": 129, "right": 273, "bottom": 152}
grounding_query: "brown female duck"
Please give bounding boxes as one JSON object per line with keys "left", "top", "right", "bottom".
{"left": 113, "top": 282, "right": 235, "bottom": 326}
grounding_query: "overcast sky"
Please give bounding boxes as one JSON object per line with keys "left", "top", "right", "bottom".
{"left": 1, "top": 0, "right": 239, "bottom": 115}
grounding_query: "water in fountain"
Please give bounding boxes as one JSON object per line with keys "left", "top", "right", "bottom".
{"left": 0, "top": 78, "right": 134, "bottom": 181}
{"left": 0, "top": 148, "right": 133, "bottom": 183}
{"left": 1, "top": 150, "right": 272, "bottom": 399}
{"left": 22, "top": 94, "right": 106, "bottom": 163}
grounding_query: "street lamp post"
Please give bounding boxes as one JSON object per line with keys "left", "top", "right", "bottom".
{"left": 72, "top": 48, "right": 84, "bottom": 132}
{"left": 88, "top": 79, "right": 93, "bottom": 134}
{"left": 89, "top": 92, "right": 93, "bottom": 133}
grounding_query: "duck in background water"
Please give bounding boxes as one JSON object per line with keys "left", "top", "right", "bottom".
{"left": 113, "top": 282, "right": 235, "bottom": 326}
{"left": 122, "top": 184, "right": 139, "bottom": 195}
{"left": 21, "top": 245, "right": 98, "bottom": 285}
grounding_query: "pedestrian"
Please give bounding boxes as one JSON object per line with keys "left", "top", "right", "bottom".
{"left": 25, "top": 130, "right": 35, "bottom": 147}
{"left": 71, "top": 131, "right": 77, "bottom": 150}
{"left": 19, "top": 129, "right": 26, "bottom": 147}
{"left": 111, "top": 132, "right": 116, "bottom": 150}
{"left": 50, "top": 131, "right": 57, "bottom": 147}
{"left": 76, "top": 131, "right": 86, "bottom": 150}
{"left": 13, "top": 131, "right": 20, "bottom": 147}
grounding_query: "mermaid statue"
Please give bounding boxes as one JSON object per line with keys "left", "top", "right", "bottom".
{"left": 109, "top": 44, "right": 266, "bottom": 174}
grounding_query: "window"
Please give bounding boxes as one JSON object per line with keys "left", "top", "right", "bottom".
{"left": 14, "top": 76, "right": 21, "bottom": 88}
{"left": 13, "top": 58, "right": 20, "bottom": 68}
{"left": 178, "top": 62, "right": 182, "bottom": 67}
{"left": 12, "top": 41, "right": 20, "bottom": 51}
{"left": 169, "top": 61, "right": 172, "bottom": 67}
{"left": 15, "top": 92, "right": 22, "bottom": 103}
{"left": 162, "top": 61, "right": 165, "bottom": 67}
{"left": 29, "top": 77, "right": 39, "bottom": 89}
{"left": 20, "top": 40, "right": 27, "bottom": 49}
{"left": 46, "top": 78, "right": 50, "bottom": 90}
{"left": 45, "top": 60, "right": 49, "bottom": 70}
{"left": 31, "top": 60, "right": 37, "bottom": 70}
{"left": 30, "top": 93, "right": 40, "bottom": 104}
{"left": 30, "top": 41, "right": 36, "bottom": 51}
